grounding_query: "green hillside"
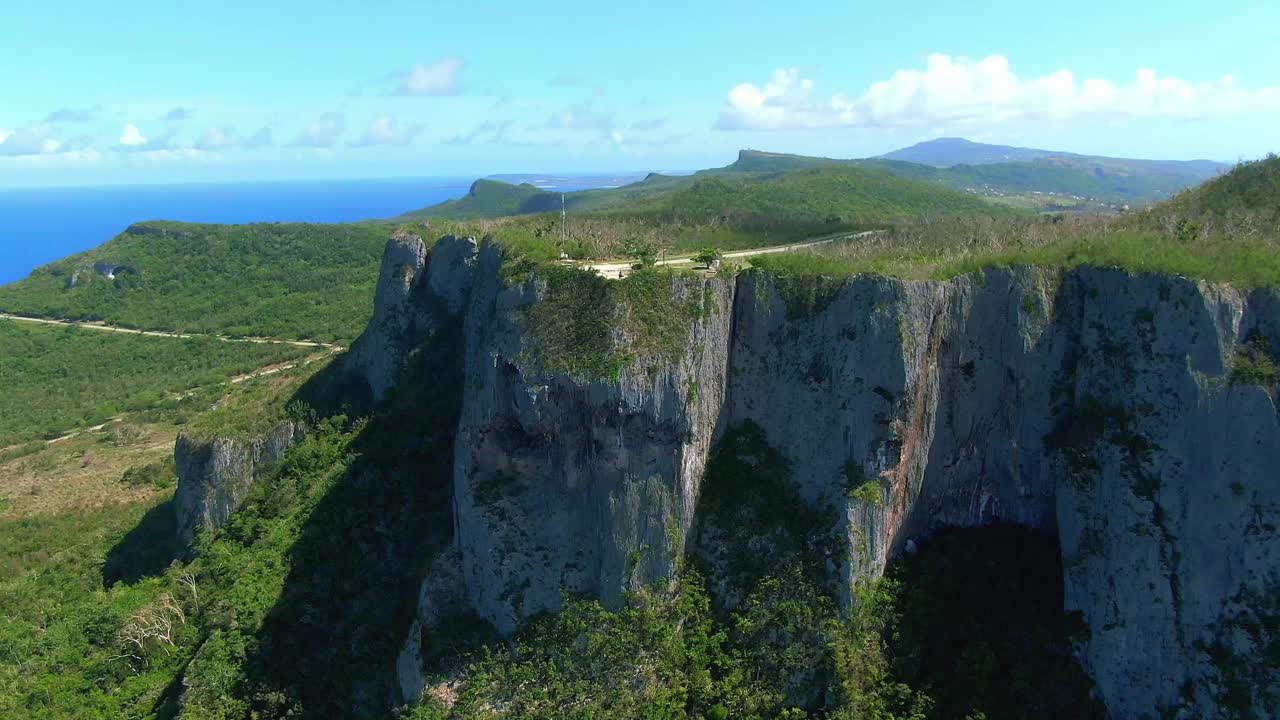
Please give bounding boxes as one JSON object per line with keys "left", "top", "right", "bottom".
{"left": 1155, "top": 154, "right": 1280, "bottom": 221}
{"left": 406, "top": 145, "right": 1223, "bottom": 223}
{"left": 608, "top": 165, "right": 1016, "bottom": 226}
{"left": 0, "top": 221, "right": 392, "bottom": 343}
{"left": 0, "top": 319, "right": 310, "bottom": 447}
{"left": 405, "top": 158, "right": 1015, "bottom": 228}
{"left": 864, "top": 156, "right": 1213, "bottom": 202}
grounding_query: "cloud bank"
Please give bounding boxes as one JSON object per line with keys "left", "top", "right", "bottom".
{"left": 350, "top": 114, "right": 423, "bottom": 146}
{"left": 396, "top": 58, "right": 465, "bottom": 96}
{"left": 0, "top": 125, "right": 66, "bottom": 156}
{"left": 292, "top": 113, "right": 346, "bottom": 147}
{"left": 717, "top": 54, "right": 1280, "bottom": 130}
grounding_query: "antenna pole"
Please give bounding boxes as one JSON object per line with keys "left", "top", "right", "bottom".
{"left": 561, "top": 193, "right": 566, "bottom": 247}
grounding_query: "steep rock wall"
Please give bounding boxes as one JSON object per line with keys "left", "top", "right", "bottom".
{"left": 725, "top": 267, "right": 1279, "bottom": 717}
{"left": 452, "top": 259, "right": 736, "bottom": 634}
{"left": 343, "top": 233, "right": 478, "bottom": 402}
{"left": 354, "top": 232, "right": 1278, "bottom": 717}
{"left": 1052, "top": 275, "right": 1280, "bottom": 717}
{"left": 173, "top": 421, "right": 305, "bottom": 546}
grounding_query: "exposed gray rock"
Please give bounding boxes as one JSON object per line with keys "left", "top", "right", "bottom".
{"left": 396, "top": 549, "right": 467, "bottom": 703}
{"left": 93, "top": 261, "right": 138, "bottom": 280}
{"left": 452, "top": 264, "right": 735, "bottom": 634}
{"left": 351, "top": 231, "right": 1278, "bottom": 718}
{"left": 173, "top": 421, "right": 304, "bottom": 546}
{"left": 343, "top": 233, "right": 478, "bottom": 402}
{"left": 724, "top": 266, "right": 1279, "bottom": 718}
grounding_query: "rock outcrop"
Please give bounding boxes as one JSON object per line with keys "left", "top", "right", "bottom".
{"left": 724, "top": 267, "right": 1280, "bottom": 717}
{"left": 173, "top": 421, "right": 305, "bottom": 546}
{"left": 347, "top": 233, "right": 1278, "bottom": 718}
{"left": 452, "top": 264, "right": 735, "bottom": 634}
{"left": 343, "top": 233, "right": 479, "bottom": 402}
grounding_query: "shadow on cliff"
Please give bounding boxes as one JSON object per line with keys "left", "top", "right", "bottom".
{"left": 229, "top": 320, "right": 466, "bottom": 718}
{"left": 891, "top": 269, "right": 1085, "bottom": 552}
{"left": 881, "top": 524, "right": 1106, "bottom": 719}
{"left": 103, "top": 498, "right": 183, "bottom": 587}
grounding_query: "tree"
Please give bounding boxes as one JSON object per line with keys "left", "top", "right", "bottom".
{"left": 694, "top": 248, "right": 723, "bottom": 269}
{"left": 624, "top": 238, "right": 658, "bottom": 268}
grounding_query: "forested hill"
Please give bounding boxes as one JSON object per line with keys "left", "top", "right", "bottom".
{"left": 401, "top": 159, "right": 1016, "bottom": 224}
{"left": 0, "top": 221, "right": 393, "bottom": 343}
{"left": 405, "top": 143, "right": 1228, "bottom": 221}
{"left": 1152, "top": 153, "right": 1280, "bottom": 222}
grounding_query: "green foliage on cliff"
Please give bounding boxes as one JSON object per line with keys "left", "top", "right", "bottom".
{"left": 1230, "top": 334, "right": 1280, "bottom": 386}
{"left": 881, "top": 526, "right": 1106, "bottom": 720}
{"left": 749, "top": 220, "right": 1280, "bottom": 288}
{"left": 403, "top": 527, "right": 1103, "bottom": 720}
{"left": 0, "top": 221, "right": 394, "bottom": 342}
{"left": 0, "top": 318, "right": 310, "bottom": 447}
{"left": 523, "top": 265, "right": 702, "bottom": 380}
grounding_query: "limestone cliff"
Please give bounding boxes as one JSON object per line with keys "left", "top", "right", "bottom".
{"left": 349, "top": 234, "right": 1278, "bottom": 718}
{"left": 173, "top": 421, "right": 305, "bottom": 546}
{"left": 343, "top": 232, "right": 479, "bottom": 402}
{"left": 452, "top": 258, "right": 735, "bottom": 634}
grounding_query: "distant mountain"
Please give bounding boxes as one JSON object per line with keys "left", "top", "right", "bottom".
{"left": 880, "top": 137, "right": 1058, "bottom": 166}
{"left": 402, "top": 156, "right": 1014, "bottom": 226}
{"left": 404, "top": 142, "right": 1232, "bottom": 222}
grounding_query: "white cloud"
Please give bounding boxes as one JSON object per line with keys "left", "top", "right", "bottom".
{"left": 7, "top": 148, "right": 102, "bottom": 167}
{"left": 195, "top": 124, "right": 273, "bottom": 150}
{"left": 291, "top": 113, "right": 345, "bottom": 147}
{"left": 444, "top": 120, "right": 512, "bottom": 146}
{"left": 716, "top": 54, "right": 1280, "bottom": 130}
{"left": 117, "top": 124, "right": 183, "bottom": 153}
{"left": 119, "top": 123, "right": 148, "bottom": 146}
{"left": 194, "top": 125, "right": 239, "bottom": 150}
{"left": 350, "top": 114, "right": 423, "bottom": 147}
{"left": 397, "top": 58, "right": 465, "bottom": 96}
{"left": 164, "top": 106, "right": 195, "bottom": 122}
{"left": 0, "top": 125, "right": 65, "bottom": 156}
{"left": 541, "top": 105, "right": 614, "bottom": 134}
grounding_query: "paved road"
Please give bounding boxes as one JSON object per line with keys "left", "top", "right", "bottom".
{"left": 0, "top": 312, "right": 338, "bottom": 349}
{"left": 584, "top": 229, "right": 882, "bottom": 279}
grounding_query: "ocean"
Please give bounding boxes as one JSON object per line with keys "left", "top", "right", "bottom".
{"left": 0, "top": 174, "right": 644, "bottom": 285}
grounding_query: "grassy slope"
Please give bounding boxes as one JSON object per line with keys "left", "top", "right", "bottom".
{"left": 406, "top": 160, "right": 1016, "bottom": 225}
{"left": 0, "top": 318, "right": 310, "bottom": 446}
{"left": 608, "top": 165, "right": 1017, "bottom": 225}
{"left": 0, "top": 221, "right": 393, "bottom": 343}
{"left": 406, "top": 147, "right": 1221, "bottom": 222}
{"left": 1156, "top": 154, "right": 1280, "bottom": 220}
{"left": 751, "top": 156, "right": 1280, "bottom": 286}
{"left": 864, "top": 157, "right": 1208, "bottom": 201}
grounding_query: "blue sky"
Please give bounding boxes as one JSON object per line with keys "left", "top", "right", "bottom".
{"left": 2, "top": 0, "right": 1278, "bottom": 187}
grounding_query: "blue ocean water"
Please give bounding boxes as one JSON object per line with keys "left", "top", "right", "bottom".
{"left": 0, "top": 173, "right": 643, "bottom": 285}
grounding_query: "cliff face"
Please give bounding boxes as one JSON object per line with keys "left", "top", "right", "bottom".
{"left": 343, "top": 233, "right": 479, "bottom": 402}
{"left": 452, "top": 259, "right": 735, "bottom": 633}
{"left": 350, "top": 235, "right": 1279, "bottom": 717}
{"left": 173, "top": 421, "right": 305, "bottom": 546}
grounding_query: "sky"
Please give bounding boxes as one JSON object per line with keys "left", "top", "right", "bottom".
{"left": 2, "top": 0, "right": 1279, "bottom": 187}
